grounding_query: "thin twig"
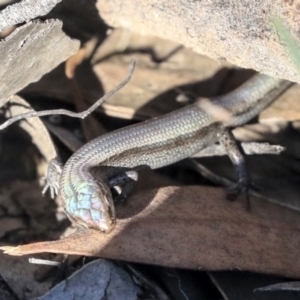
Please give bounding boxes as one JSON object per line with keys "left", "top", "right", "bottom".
{"left": 188, "top": 159, "right": 233, "bottom": 188}
{"left": 125, "top": 264, "right": 170, "bottom": 300}
{"left": 193, "top": 142, "right": 285, "bottom": 158}
{"left": 29, "top": 257, "right": 61, "bottom": 266}
{"left": 0, "top": 0, "right": 62, "bottom": 32}
{"left": 0, "top": 60, "right": 136, "bottom": 130}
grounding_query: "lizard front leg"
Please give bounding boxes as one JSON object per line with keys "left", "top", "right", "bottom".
{"left": 42, "top": 158, "right": 62, "bottom": 199}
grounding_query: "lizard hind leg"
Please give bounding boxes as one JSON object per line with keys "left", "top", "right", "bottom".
{"left": 219, "top": 127, "right": 253, "bottom": 209}
{"left": 107, "top": 165, "right": 151, "bottom": 204}
{"left": 108, "top": 169, "right": 139, "bottom": 204}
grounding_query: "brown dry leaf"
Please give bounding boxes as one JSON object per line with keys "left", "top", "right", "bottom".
{"left": 6, "top": 96, "right": 57, "bottom": 176}
{"left": 2, "top": 186, "right": 300, "bottom": 279}
{"left": 0, "top": 180, "right": 61, "bottom": 244}
{"left": 93, "top": 28, "right": 182, "bottom": 63}
{"left": 260, "top": 83, "right": 300, "bottom": 122}
{"left": 21, "top": 33, "right": 231, "bottom": 121}
{"left": 66, "top": 44, "right": 107, "bottom": 141}
{"left": 0, "top": 218, "right": 25, "bottom": 239}
{"left": 96, "top": 51, "right": 228, "bottom": 120}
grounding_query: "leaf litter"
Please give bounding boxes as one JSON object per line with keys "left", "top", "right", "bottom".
{"left": 1, "top": 1, "right": 300, "bottom": 299}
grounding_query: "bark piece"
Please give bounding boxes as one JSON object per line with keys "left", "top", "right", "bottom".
{"left": 97, "top": 0, "right": 300, "bottom": 82}
{"left": 0, "top": 0, "right": 62, "bottom": 32}
{"left": 0, "top": 19, "right": 79, "bottom": 106}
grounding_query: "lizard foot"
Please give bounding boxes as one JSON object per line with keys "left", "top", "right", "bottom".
{"left": 226, "top": 180, "right": 260, "bottom": 210}
{"left": 42, "top": 158, "right": 62, "bottom": 199}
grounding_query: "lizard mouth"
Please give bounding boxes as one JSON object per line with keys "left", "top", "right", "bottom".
{"left": 69, "top": 208, "right": 116, "bottom": 233}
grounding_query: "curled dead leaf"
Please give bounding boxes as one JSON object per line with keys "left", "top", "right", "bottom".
{"left": 2, "top": 185, "right": 300, "bottom": 279}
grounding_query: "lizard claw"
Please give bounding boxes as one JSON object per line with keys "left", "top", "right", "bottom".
{"left": 226, "top": 178, "right": 258, "bottom": 210}
{"left": 42, "top": 158, "right": 62, "bottom": 199}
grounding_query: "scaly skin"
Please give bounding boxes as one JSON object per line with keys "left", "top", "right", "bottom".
{"left": 45, "top": 74, "right": 292, "bottom": 232}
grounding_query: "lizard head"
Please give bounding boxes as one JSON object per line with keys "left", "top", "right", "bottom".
{"left": 64, "top": 180, "right": 116, "bottom": 233}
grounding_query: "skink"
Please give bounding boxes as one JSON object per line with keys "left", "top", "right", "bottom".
{"left": 43, "top": 73, "right": 292, "bottom": 233}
